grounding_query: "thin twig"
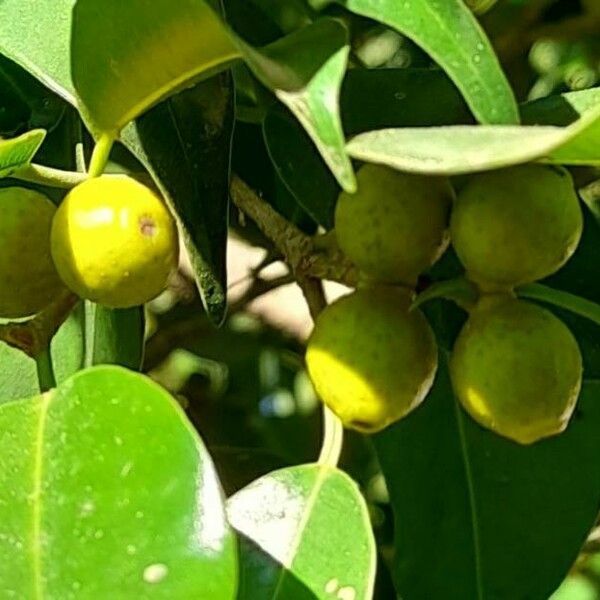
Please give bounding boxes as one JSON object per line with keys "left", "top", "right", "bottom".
{"left": 230, "top": 174, "right": 358, "bottom": 287}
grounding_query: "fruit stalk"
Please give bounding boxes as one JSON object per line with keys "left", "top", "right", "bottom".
{"left": 299, "top": 276, "right": 344, "bottom": 469}
{"left": 231, "top": 176, "right": 346, "bottom": 467}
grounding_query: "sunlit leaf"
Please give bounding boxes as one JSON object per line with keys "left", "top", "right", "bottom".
{"left": 227, "top": 464, "right": 375, "bottom": 599}
{"left": 0, "top": 366, "right": 237, "bottom": 597}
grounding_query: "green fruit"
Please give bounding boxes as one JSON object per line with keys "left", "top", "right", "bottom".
{"left": 0, "top": 187, "right": 66, "bottom": 318}
{"left": 306, "top": 287, "right": 438, "bottom": 433}
{"left": 451, "top": 164, "right": 582, "bottom": 291}
{"left": 51, "top": 175, "right": 178, "bottom": 308}
{"left": 450, "top": 296, "right": 582, "bottom": 445}
{"left": 335, "top": 164, "right": 453, "bottom": 286}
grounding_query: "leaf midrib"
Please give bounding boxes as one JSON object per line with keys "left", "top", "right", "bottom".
{"left": 32, "top": 392, "right": 51, "bottom": 600}
{"left": 271, "top": 466, "right": 329, "bottom": 598}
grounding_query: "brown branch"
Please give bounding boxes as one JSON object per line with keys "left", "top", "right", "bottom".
{"left": 230, "top": 174, "right": 358, "bottom": 287}
{"left": 298, "top": 277, "right": 327, "bottom": 321}
{"left": 0, "top": 291, "right": 79, "bottom": 358}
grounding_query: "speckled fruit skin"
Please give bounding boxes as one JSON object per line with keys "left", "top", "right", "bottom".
{"left": 335, "top": 164, "right": 453, "bottom": 286}
{"left": 450, "top": 296, "right": 582, "bottom": 445}
{"left": 306, "top": 287, "right": 438, "bottom": 433}
{"left": 451, "top": 164, "right": 582, "bottom": 291}
{"left": 51, "top": 175, "right": 178, "bottom": 308}
{"left": 0, "top": 187, "right": 66, "bottom": 318}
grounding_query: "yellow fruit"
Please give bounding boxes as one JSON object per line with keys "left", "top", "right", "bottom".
{"left": 0, "top": 187, "right": 66, "bottom": 318}
{"left": 450, "top": 296, "right": 582, "bottom": 444}
{"left": 451, "top": 165, "right": 583, "bottom": 291}
{"left": 335, "top": 164, "right": 453, "bottom": 286}
{"left": 51, "top": 175, "right": 178, "bottom": 308}
{"left": 306, "top": 287, "right": 438, "bottom": 433}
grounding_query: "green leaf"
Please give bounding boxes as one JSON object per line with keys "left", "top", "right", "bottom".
{"left": 517, "top": 283, "right": 600, "bottom": 328}
{"left": 0, "top": 343, "right": 38, "bottom": 403}
{"left": 227, "top": 464, "right": 376, "bottom": 599}
{"left": 522, "top": 88, "right": 600, "bottom": 166}
{"left": 1, "top": 4, "right": 354, "bottom": 191}
{"left": 242, "top": 18, "right": 355, "bottom": 191}
{"left": 80, "top": 303, "right": 145, "bottom": 371}
{"left": 0, "top": 0, "right": 75, "bottom": 103}
{"left": 0, "top": 365, "right": 237, "bottom": 597}
{"left": 71, "top": 0, "right": 240, "bottom": 136}
{"left": 340, "top": 68, "right": 473, "bottom": 134}
{"left": 551, "top": 574, "right": 598, "bottom": 600}
{"left": 375, "top": 359, "right": 600, "bottom": 600}
{"left": 263, "top": 110, "right": 339, "bottom": 229}
{"left": 0, "top": 303, "right": 144, "bottom": 403}
{"left": 0, "top": 130, "right": 46, "bottom": 178}
{"left": 121, "top": 75, "right": 234, "bottom": 325}
{"left": 310, "top": 0, "right": 518, "bottom": 125}
{"left": 346, "top": 97, "right": 600, "bottom": 175}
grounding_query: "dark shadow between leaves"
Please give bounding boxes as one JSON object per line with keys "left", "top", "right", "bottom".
{"left": 235, "top": 531, "right": 319, "bottom": 599}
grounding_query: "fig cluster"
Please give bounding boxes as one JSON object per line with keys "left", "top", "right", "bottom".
{"left": 450, "top": 165, "right": 583, "bottom": 444}
{"left": 307, "top": 164, "right": 453, "bottom": 433}
{"left": 0, "top": 175, "right": 178, "bottom": 319}
{"left": 306, "top": 162, "right": 584, "bottom": 444}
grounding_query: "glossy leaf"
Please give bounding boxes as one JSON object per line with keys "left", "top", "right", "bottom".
{"left": 374, "top": 360, "right": 600, "bottom": 600}
{"left": 310, "top": 0, "right": 519, "bottom": 125}
{"left": 121, "top": 75, "right": 234, "bottom": 325}
{"left": 71, "top": 0, "right": 240, "bottom": 135}
{"left": 347, "top": 97, "right": 600, "bottom": 175}
{"left": 0, "top": 366, "right": 237, "bottom": 597}
{"left": 0, "top": 130, "right": 46, "bottom": 178}
{"left": 227, "top": 464, "right": 376, "bottom": 599}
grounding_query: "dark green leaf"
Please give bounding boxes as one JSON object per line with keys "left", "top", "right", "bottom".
{"left": 340, "top": 68, "right": 473, "bottom": 134}
{"left": 121, "top": 75, "right": 234, "bottom": 325}
{"left": 263, "top": 110, "right": 339, "bottom": 229}
{"left": 375, "top": 359, "right": 600, "bottom": 600}
{"left": 310, "top": 0, "right": 519, "bottom": 125}
{"left": 227, "top": 464, "right": 376, "bottom": 599}
{"left": 0, "top": 55, "right": 66, "bottom": 133}
{"left": 0, "top": 365, "right": 237, "bottom": 597}
{"left": 244, "top": 19, "right": 355, "bottom": 191}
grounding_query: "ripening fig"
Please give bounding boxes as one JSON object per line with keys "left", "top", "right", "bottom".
{"left": 0, "top": 187, "right": 66, "bottom": 318}
{"left": 306, "top": 287, "right": 438, "bottom": 433}
{"left": 51, "top": 174, "right": 178, "bottom": 308}
{"left": 450, "top": 295, "right": 582, "bottom": 445}
{"left": 450, "top": 164, "right": 583, "bottom": 291}
{"left": 335, "top": 164, "right": 453, "bottom": 286}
